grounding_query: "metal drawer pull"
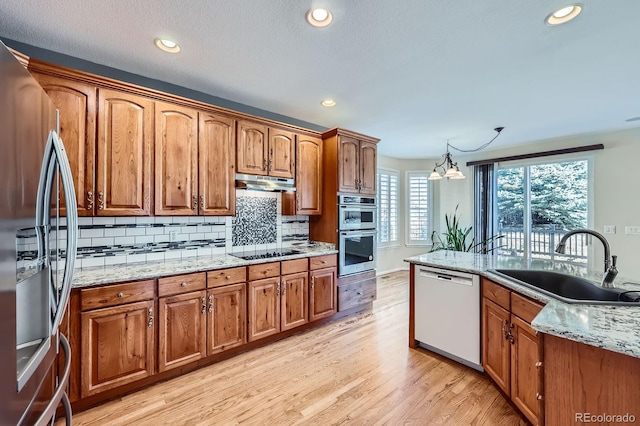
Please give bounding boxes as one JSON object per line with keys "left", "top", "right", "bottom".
{"left": 208, "top": 295, "right": 213, "bottom": 313}
{"left": 192, "top": 195, "right": 197, "bottom": 210}
{"left": 147, "top": 307, "right": 154, "bottom": 327}
{"left": 536, "top": 393, "right": 543, "bottom": 401}
{"left": 201, "top": 297, "right": 206, "bottom": 315}
{"left": 86, "top": 191, "right": 94, "bottom": 210}
{"left": 535, "top": 361, "right": 543, "bottom": 368}
{"left": 226, "top": 275, "right": 231, "bottom": 280}
{"left": 181, "top": 282, "right": 187, "bottom": 287}
{"left": 356, "top": 291, "right": 363, "bottom": 296}
{"left": 98, "top": 191, "right": 105, "bottom": 210}
{"left": 117, "top": 292, "right": 124, "bottom": 298}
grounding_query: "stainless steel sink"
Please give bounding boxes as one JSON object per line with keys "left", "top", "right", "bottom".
{"left": 489, "top": 269, "right": 640, "bottom": 305}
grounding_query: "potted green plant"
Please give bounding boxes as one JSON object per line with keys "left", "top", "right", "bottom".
{"left": 430, "top": 205, "right": 503, "bottom": 253}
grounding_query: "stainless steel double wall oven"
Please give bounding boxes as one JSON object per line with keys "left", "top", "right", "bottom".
{"left": 338, "top": 195, "right": 377, "bottom": 276}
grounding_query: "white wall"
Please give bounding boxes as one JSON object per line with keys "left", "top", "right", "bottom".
{"left": 435, "top": 127, "right": 640, "bottom": 278}
{"left": 376, "top": 154, "right": 439, "bottom": 274}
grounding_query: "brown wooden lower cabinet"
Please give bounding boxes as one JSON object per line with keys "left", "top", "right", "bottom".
{"left": 158, "top": 290, "right": 207, "bottom": 372}
{"left": 207, "top": 283, "right": 247, "bottom": 354}
{"left": 281, "top": 271, "right": 309, "bottom": 331}
{"left": 81, "top": 300, "right": 156, "bottom": 397}
{"left": 481, "top": 278, "right": 544, "bottom": 425}
{"left": 309, "top": 267, "right": 337, "bottom": 321}
{"left": 248, "top": 277, "right": 281, "bottom": 342}
{"left": 544, "top": 334, "right": 640, "bottom": 425}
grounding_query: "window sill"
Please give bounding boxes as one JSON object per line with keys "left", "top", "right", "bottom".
{"left": 378, "top": 244, "right": 401, "bottom": 250}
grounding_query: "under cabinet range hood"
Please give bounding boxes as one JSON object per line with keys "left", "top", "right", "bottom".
{"left": 235, "top": 173, "right": 296, "bottom": 192}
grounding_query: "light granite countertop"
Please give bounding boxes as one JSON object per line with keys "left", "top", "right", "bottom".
{"left": 405, "top": 251, "right": 640, "bottom": 359}
{"left": 72, "top": 242, "right": 337, "bottom": 288}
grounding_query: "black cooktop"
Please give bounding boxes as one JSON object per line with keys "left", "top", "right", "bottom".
{"left": 231, "top": 249, "right": 301, "bottom": 261}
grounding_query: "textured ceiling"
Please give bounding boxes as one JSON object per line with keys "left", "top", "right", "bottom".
{"left": 1, "top": 0, "right": 639, "bottom": 158}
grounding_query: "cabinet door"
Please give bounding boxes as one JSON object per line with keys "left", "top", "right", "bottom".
{"left": 268, "top": 128, "right": 295, "bottom": 178}
{"left": 96, "top": 89, "right": 153, "bottom": 215}
{"left": 281, "top": 272, "right": 308, "bottom": 331}
{"left": 237, "top": 120, "right": 268, "bottom": 175}
{"left": 359, "top": 141, "right": 377, "bottom": 195}
{"left": 80, "top": 300, "right": 155, "bottom": 397}
{"left": 510, "top": 315, "right": 541, "bottom": 425}
{"left": 338, "top": 137, "right": 360, "bottom": 193}
{"left": 34, "top": 73, "right": 96, "bottom": 216}
{"left": 158, "top": 290, "right": 207, "bottom": 372}
{"left": 309, "top": 267, "right": 336, "bottom": 321}
{"left": 207, "top": 283, "right": 246, "bottom": 355}
{"left": 155, "top": 102, "right": 198, "bottom": 215}
{"left": 295, "top": 136, "right": 322, "bottom": 215}
{"left": 248, "top": 277, "right": 281, "bottom": 342}
{"left": 482, "top": 297, "right": 511, "bottom": 395}
{"left": 199, "top": 112, "right": 236, "bottom": 215}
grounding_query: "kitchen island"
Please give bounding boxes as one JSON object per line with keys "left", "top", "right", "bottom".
{"left": 405, "top": 251, "right": 640, "bottom": 425}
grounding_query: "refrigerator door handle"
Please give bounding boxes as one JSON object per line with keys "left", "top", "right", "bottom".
{"left": 51, "top": 130, "right": 78, "bottom": 333}
{"left": 33, "top": 333, "right": 72, "bottom": 426}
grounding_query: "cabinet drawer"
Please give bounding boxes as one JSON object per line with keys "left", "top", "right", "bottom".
{"left": 310, "top": 254, "right": 337, "bottom": 270}
{"left": 511, "top": 292, "right": 544, "bottom": 324}
{"left": 158, "top": 272, "right": 206, "bottom": 297}
{"left": 80, "top": 280, "right": 155, "bottom": 311}
{"left": 248, "top": 262, "right": 280, "bottom": 281}
{"left": 208, "top": 267, "right": 246, "bottom": 288}
{"left": 338, "top": 278, "right": 376, "bottom": 311}
{"left": 281, "top": 258, "right": 308, "bottom": 275}
{"left": 482, "top": 278, "right": 510, "bottom": 310}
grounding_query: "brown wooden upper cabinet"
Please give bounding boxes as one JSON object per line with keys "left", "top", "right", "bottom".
{"left": 155, "top": 103, "right": 236, "bottom": 216}
{"left": 96, "top": 89, "right": 154, "bottom": 216}
{"left": 283, "top": 135, "right": 323, "bottom": 215}
{"left": 339, "top": 137, "right": 377, "bottom": 195}
{"left": 31, "top": 72, "right": 97, "bottom": 216}
{"left": 237, "top": 120, "right": 294, "bottom": 178}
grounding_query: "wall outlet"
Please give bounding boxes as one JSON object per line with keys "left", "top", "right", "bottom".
{"left": 169, "top": 230, "right": 179, "bottom": 242}
{"left": 625, "top": 226, "right": 640, "bottom": 235}
{"left": 603, "top": 225, "right": 616, "bottom": 234}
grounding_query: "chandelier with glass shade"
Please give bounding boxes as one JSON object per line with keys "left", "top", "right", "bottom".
{"left": 428, "top": 127, "right": 504, "bottom": 181}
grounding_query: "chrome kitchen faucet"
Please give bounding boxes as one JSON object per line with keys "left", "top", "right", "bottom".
{"left": 555, "top": 229, "right": 618, "bottom": 288}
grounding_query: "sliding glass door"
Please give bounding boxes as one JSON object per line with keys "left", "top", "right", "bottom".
{"left": 495, "top": 158, "right": 590, "bottom": 263}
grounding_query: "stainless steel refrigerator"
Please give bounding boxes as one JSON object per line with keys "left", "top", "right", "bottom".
{"left": 0, "top": 41, "right": 78, "bottom": 425}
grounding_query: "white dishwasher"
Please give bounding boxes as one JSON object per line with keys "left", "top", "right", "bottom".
{"left": 414, "top": 266, "right": 482, "bottom": 371}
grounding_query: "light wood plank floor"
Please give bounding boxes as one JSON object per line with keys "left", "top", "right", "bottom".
{"left": 67, "top": 271, "right": 526, "bottom": 425}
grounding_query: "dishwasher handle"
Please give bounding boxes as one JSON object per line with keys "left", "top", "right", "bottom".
{"left": 418, "top": 269, "right": 474, "bottom": 286}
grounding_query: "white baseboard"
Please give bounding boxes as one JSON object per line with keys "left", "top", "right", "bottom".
{"left": 376, "top": 266, "right": 410, "bottom": 276}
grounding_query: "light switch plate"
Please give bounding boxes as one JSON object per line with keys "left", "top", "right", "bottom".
{"left": 603, "top": 225, "right": 616, "bottom": 234}
{"left": 625, "top": 226, "right": 640, "bottom": 235}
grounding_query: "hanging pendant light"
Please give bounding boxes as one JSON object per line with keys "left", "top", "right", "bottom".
{"left": 428, "top": 127, "right": 504, "bottom": 181}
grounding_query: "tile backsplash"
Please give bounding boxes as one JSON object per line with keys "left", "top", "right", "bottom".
{"left": 20, "top": 190, "right": 311, "bottom": 268}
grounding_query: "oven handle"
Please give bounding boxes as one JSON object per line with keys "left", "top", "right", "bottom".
{"left": 339, "top": 205, "right": 377, "bottom": 211}
{"left": 340, "top": 230, "right": 378, "bottom": 236}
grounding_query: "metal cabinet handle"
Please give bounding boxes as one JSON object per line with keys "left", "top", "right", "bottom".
{"left": 208, "top": 294, "right": 213, "bottom": 313}
{"left": 296, "top": 194, "right": 300, "bottom": 211}
{"left": 536, "top": 393, "right": 544, "bottom": 401}
{"left": 192, "top": 195, "right": 197, "bottom": 210}
{"left": 356, "top": 291, "right": 363, "bottom": 296}
{"left": 201, "top": 296, "right": 206, "bottom": 315}
{"left": 200, "top": 195, "right": 205, "bottom": 210}
{"left": 181, "top": 282, "right": 187, "bottom": 287}
{"left": 311, "top": 276, "right": 315, "bottom": 289}
{"left": 98, "top": 191, "right": 105, "bottom": 210}
{"left": 226, "top": 275, "right": 231, "bottom": 280}
{"left": 282, "top": 281, "right": 286, "bottom": 295}
{"left": 502, "top": 320, "right": 509, "bottom": 339}
{"left": 147, "top": 307, "right": 154, "bottom": 327}
{"left": 321, "top": 260, "right": 327, "bottom": 264}
{"left": 277, "top": 281, "right": 281, "bottom": 296}
{"left": 263, "top": 158, "right": 268, "bottom": 171}
{"left": 86, "top": 191, "right": 94, "bottom": 210}
{"left": 117, "top": 292, "right": 124, "bottom": 298}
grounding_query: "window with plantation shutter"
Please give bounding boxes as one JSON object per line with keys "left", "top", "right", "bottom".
{"left": 407, "top": 171, "right": 431, "bottom": 245}
{"left": 377, "top": 169, "right": 399, "bottom": 247}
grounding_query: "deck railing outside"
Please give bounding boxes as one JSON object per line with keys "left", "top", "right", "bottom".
{"left": 496, "top": 226, "right": 588, "bottom": 263}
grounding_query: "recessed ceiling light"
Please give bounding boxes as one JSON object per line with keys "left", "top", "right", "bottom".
{"left": 321, "top": 99, "right": 336, "bottom": 107}
{"left": 306, "top": 8, "right": 333, "bottom": 27}
{"left": 154, "top": 38, "right": 181, "bottom": 53}
{"left": 545, "top": 4, "right": 583, "bottom": 26}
